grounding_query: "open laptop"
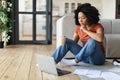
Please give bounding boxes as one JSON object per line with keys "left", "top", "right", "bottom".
{"left": 35, "top": 54, "right": 71, "bottom": 76}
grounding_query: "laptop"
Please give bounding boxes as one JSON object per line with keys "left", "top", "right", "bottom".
{"left": 35, "top": 54, "right": 71, "bottom": 76}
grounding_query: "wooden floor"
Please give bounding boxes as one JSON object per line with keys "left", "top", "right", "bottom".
{"left": 0, "top": 39, "right": 81, "bottom": 80}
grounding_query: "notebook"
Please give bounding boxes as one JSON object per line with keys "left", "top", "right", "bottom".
{"left": 35, "top": 54, "right": 71, "bottom": 76}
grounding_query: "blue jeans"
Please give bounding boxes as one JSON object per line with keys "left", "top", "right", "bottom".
{"left": 52, "top": 38, "right": 105, "bottom": 65}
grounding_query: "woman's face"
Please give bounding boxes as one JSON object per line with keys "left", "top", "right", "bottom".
{"left": 78, "top": 12, "right": 88, "bottom": 26}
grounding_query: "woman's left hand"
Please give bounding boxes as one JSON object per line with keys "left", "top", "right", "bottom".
{"left": 80, "top": 25, "right": 88, "bottom": 32}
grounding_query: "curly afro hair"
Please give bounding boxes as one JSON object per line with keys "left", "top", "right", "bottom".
{"left": 74, "top": 3, "right": 100, "bottom": 26}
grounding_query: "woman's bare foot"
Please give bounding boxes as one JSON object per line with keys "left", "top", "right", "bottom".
{"left": 61, "top": 59, "right": 78, "bottom": 66}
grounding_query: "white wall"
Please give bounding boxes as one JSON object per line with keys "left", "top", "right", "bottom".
{"left": 102, "top": 0, "right": 116, "bottom": 19}
{"left": 53, "top": 0, "right": 102, "bottom": 16}
{"left": 53, "top": 0, "right": 116, "bottom": 19}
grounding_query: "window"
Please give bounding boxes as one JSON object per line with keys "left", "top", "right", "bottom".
{"left": 71, "top": 3, "right": 75, "bottom": 13}
{"left": 65, "top": 3, "right": 69, "bottom": 14}
{"left": 64, "top": 2, "right": 81, "bottom": 14}
{"left": 116, "top": 0, "right": 120, "bottom": 18}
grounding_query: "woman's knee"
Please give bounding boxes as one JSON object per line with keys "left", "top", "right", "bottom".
{"left": 87, "top": 38, "right": 96, "bottom": 46}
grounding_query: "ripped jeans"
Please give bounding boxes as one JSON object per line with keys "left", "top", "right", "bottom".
{"left": 52, "top": 38, "right": 105, "bottom": 65}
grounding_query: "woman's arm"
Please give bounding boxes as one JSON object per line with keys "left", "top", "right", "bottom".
{"left": 81, "top": 26, "right": 104, "bottom": 42}
{"left": 73, "top": 32, "right": 79, "bottom": 43}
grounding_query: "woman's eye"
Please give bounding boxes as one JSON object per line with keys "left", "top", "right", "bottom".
{"left": 78, "top": 17, "right": 86, "bottom": 19}
{"left": 82, "top": 17, "right": 86, "bottom": 19}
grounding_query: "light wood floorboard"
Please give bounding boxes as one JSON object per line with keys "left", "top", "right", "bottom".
{"left": 0, "top": 40, "right": 81, "bottom": 80}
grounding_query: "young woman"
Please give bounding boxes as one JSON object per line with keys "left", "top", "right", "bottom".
{"left": 52, "top": 3, "right": 105, "bottom": 66}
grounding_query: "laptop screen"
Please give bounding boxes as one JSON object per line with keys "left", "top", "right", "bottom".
{"left": 35, "top": 54, "right": 58, "bottom": 75}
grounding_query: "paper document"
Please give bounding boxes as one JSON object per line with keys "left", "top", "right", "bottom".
{"left": 72, "top": 61, "right": 120, "bottom": 80}
{"left": 73, "top": 69, "right": 102, "bottom": 78}
{"left": 101, "top": 72, "right": 120, "bottom": 80}
{"left": 73, "top": 69, "right": 88, "bottom": 75}
{"left": 87, "top": 69, "right": 102, "bottom": 78}
{"left": 107, "top": 67, "right": 120, "bottom": 73}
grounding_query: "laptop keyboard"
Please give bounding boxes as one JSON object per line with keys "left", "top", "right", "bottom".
{"left": 57, "top": 68, "right": 71, "bottom": 76}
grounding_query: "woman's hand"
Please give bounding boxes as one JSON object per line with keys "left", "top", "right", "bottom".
{"left": 73, "top": 32, "right": 79, "bottom": 43}
{"left": 80, "top": 24, "right": 104, "bottom": 42}
{"left": 80, "top": 24, "right": 88, "bottom": 32}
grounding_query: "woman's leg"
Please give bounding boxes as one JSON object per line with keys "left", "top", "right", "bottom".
{"left": 52, "top": 37, "right": 82, "bottom": 64}
{"left": 75, "top": 38, "right": 105, "bottom": 65}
